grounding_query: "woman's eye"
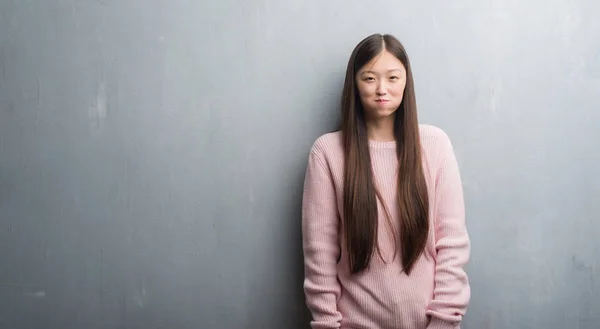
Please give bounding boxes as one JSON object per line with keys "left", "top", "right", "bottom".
{"left": 390, "top": 76, "right": 398, "bottom": 80}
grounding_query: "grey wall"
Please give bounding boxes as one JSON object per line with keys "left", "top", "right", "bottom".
{"left": 1, "top": 0, "right": 599, "bottom": 328}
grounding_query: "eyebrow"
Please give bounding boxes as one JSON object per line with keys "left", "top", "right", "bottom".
{"left": 360, "top": 69, "right": 403, "bottom": 74}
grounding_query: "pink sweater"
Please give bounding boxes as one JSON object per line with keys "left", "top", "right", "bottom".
{"left": 301, "top": 124, "right": 470, "bottom": 329}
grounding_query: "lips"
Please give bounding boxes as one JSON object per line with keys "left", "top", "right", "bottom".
{"left": 375, "top": 99, "right": 389, "bottom": 103}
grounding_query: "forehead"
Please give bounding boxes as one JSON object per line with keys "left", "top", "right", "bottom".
{"left": 359, "top": 50, "right": 405, "bottom": 73}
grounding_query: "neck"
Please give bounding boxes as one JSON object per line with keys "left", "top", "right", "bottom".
{"left": 366, "top": 115, "right": 395, "bottom": 142}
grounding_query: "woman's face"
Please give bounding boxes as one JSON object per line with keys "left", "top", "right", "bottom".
{"left": 355, "top": 50, "right": 407, "bottom": 122}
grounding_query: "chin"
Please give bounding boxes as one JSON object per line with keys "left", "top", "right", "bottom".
{"left": 375, "top": 104, "right": 399, "bottom": 113}
{"left": 366, "top": 109, "right": 397, "bottom": 121}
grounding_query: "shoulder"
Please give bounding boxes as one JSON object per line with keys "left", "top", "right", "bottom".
{"left": 419, "top": 123, "right": 453, "bottom": 152}
{"left": 418, "top": 124, "right": 456, "bottom": 167}
{"left": 309, "top": 130, "right": 344, "bottom": 159}
{"left": 304, "top": 131, "right": 344, "bottom": 177}
{"left": 419, "top": 123, "right": 451, "bottom": 145}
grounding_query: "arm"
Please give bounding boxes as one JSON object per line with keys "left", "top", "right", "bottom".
{"left": 301, "top": 144, "right": 342, "bottom": 329}
{"left": 426, "top": 137, "right": 471, "bottom": 329}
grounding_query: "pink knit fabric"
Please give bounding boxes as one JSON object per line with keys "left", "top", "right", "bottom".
{"left": 301, "top": 124, "right": 470, "bottom": 329}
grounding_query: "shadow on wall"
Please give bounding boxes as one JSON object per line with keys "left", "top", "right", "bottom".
{"left": 243, "top": 67, "right": 341, "bottom": 329}
{"left": 290, "top": 162, "right": 315, "bottom": 329}
{"left": 242, "top": 158, "right": 314, "bottom": 329}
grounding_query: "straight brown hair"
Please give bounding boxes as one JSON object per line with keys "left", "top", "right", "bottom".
{"left": 340, "top": 33, "right": 429, "bottom": 275}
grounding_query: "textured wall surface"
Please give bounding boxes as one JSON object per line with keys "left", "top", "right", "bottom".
{"left": 1, "top": 0, "right": 599, "bottom": 328}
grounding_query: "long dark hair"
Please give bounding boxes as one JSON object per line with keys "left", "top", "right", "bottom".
{"left": 341, "top": 33, "right": 429, "bottom": 275}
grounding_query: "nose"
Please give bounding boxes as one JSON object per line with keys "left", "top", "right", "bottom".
{"left": 376, "top": 81, "right": 387, "bottom": 95}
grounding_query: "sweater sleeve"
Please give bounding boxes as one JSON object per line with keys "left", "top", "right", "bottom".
{"left": 301, "top": 145, "right": 342, "bottom": 329}
{"left": 425, "top": 136, "right": 471, "bottom": 329}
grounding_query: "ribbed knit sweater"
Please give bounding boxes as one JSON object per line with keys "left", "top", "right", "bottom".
{"left": 301, "top": 124, "right": 470, "bottom": 329}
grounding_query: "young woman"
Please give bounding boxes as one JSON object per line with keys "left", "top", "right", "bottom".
{"left": 301, "top": 33, "right": 471, "bottom": 329}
